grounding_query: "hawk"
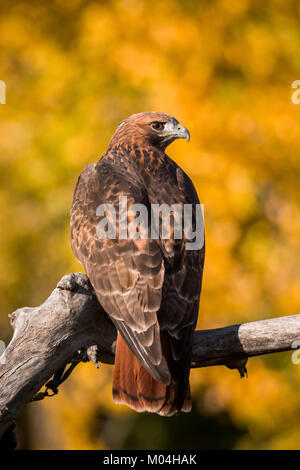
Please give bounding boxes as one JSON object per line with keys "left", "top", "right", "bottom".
{"left": 70, "top": 112, "right": 205, "bottom": 416}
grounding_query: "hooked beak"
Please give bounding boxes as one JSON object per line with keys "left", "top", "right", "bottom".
{"left": 161, "top": 119, "right": 190, "bottom": 143}
{"left": 156, "top": 118, "right": 190, "bottom": 149}
{"left": 175, "top": 123, "right": 190, "bottom": 142}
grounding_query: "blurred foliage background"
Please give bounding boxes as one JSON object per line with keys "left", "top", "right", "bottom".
{"left": 1, "top": 0, "right": 300, "bottom": 450}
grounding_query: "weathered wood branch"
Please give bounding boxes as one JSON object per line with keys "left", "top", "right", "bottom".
{"left": 1, "top": 272, "right": 300, "bottom": 443}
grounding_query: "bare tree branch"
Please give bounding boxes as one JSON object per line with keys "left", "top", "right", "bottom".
{"left": 0, "top": 272, "right": 299, "bottom": 443}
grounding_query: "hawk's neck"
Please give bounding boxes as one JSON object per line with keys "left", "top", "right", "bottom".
{"left": 100, "top": 143, "right": 170, "bottom": 175}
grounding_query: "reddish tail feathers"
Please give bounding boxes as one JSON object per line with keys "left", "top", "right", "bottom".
{"left": 112, "top": 333, "right": 191, "bottom": 416}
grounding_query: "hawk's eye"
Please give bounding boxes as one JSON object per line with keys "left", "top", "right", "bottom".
{"left": 151, "top": 121, "right": 165, "bottom": 131}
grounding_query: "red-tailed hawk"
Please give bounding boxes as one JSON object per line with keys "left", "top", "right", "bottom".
{"left": 70, "top": 112, "right": 205, "bottom": 416}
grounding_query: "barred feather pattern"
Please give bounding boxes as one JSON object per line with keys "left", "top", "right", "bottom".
{"left": 113, "top": 333, "right": 191, "bottom": 416}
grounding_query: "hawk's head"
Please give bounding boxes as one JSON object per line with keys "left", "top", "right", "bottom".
{"left": 109, "top": 112, "right": 190, "bottom": 151}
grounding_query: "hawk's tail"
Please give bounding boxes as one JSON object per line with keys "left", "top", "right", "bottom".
{"left": 112, "top": 333, "right": 192, "bottom": 417}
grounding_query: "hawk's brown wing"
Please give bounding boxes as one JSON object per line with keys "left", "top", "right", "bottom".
{"left": 70, "top": 161, "right": 170, "bottom": 384}
{"left": 147, "top": 160, "right": 205, "bottom": 399}
{"left": 71, "top": 154, "right": 204, "bottom": 395}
